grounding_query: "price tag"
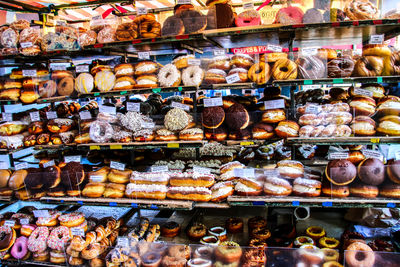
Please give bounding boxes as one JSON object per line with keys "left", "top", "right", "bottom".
{"left": 33, "top": 210, "right": 50, "bottom": 218}
{"left": 362, "top": 149, "right": 383, "bottom": 161}
{"left": 354, "top": 88, "right": 373, "bottom": 97}
{"left": 76, "top": 65, "right": 89, "bottom": 73}
{"left": 268, "top": 44, "right": 283, "bottom": 52}
{"left": 171, "top": 102, "right": 190, "bottom": 111}
{"left": 22, "top": 69, "right": 37, "bottom": 77}
{"left": 0, "top": 162, "right": 8, "bottom": 169}
{"left": 46, "top": 111, "right": 57, "bottom": 120}
{"left": 99, "top": 105, "right": 116, "bottom": 115}
{"left": 371, "top": 138, "right": 380, "bottom": 143}
{"left": 137, "top": 7, "right": 148, "bottom": 15}
{"left": 43, "top": 160, "right": 55, "bottom": 168}
{"left": 117, "top": 237, "right": 129, "bottom": 247}
{"left": 2, "top": 113, "right": 12, "bottom": 122}
{"left": 305, "top": 105, "right": 320, "bottom": 114}
{"left": 263, "top": 169, "right": 279, "bottom": 176}
{"left": 30, "top": 111, "right": 40, "bottom": 122}
{"left": 226, "top": 73, "right": 241, "bottom": 84}
{"left": 395, "top": 151, "right": 400, "bottom": 160}
{"left": 193, "top": 166, "right": 211, "bottom": 174}
{"left": 213, "top": 49, "right": 225, "bottom": 56}
{"left": 20, "top": 42, "right": 33, "bottom": 48}
{"left": 203, "top": 97, "right": 223, "bottom": 107}
{"left": 240, "top": 141, "right": 254, "bottom": 146}
{"left": 64, "top": 155, "right": 81, "bottom": 163}
{"left": 151, "top": 165, "right": 168, "bottom": 172}
{"left": 20, "top": 218, "right": 29, "bottom": 225}
{"left": 177, "top": 0, "right": 191, "bottom": 4}
{"left": 187, "top": 59, "right": 201, "bottom": 66}
{"left": 71, "top": 227, "right": 85, "bottom": 236}
{"left": 370, "top": 34, "right": 384, "bottom": 44}
{"left": 301, "top": 47, "right": 319, "bottom": 56}
{"left": 90, "top": 175, "right": 104, "bottom": 182}
{"left": 15, "top": 162, "right": 28, "bottom": 170}
{"left": 264, "top": 99, "right": 285, "bottom": 110}
{"left": 110, "top": 161, "right": 125, "bottom": 171}
{"left": 12, "top": 147, "right": 34, "bottom": 159}
{"left": 79, "top": 111, "right": 92, "bottom": 120}
{"left": 51, "top": 64, "right": 67, "bottom": 71}
{"left": 141, "top": 122, "right": 155, "bottom": 129}
{"left": 138, "top": 52, "right": 150, "bottom": 60}
{"left": 243, "top": 1, "right": 254, "bottom": 9}
{"left": 328, "top": 152, "right": 349, "bottom": 160}
{"left": 127, "top": 102, "right": 140, "bottom": 112}
{"left": 4, "top": 220, "right": 15, "bottom": 227}
{"left": 303, "top": 85, "right": 321, "bottom": 90}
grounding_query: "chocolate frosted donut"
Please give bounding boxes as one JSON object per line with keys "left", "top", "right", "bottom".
{"left": 225, "top": 103, "right": 250, "bottom": 131}
{"left": 162, "top": 16, "right": 185, "bottom": 36}
{"left": 179, "top": 9, "right": 207, "bottom": 34}
{"left": 357, "top": 158, "right": 385, "bottom": 186}
{"left": 24, "top": 168, "right": 43, "bottom": 190}
{"left": 202, "top": 107, "right": 225, "bottom": 129}
{"left": 303, "top": 8, "right": 324, "bottom": 23}
{"left": 328, "top": 57, "right": 355, "bottom": 78}
{"left": 297, "top": 56, "right": 326, "bottom": 79}
{"left": 207, "top": 4, "right": 234, "bottom": 29}
{"left": 43, "top": 166, "right": 61, "bottom": 189}
{"left": 325, "top": 159, "right": 357, "bottom": 185}
{"left": 61, "top": 162, "right": 84, "bottom": 187}
{"left": 387, "top": 160, "right": 400, "bottom": 184}
{"left": 229, "top": 128, "right": 251, "bottom": 140}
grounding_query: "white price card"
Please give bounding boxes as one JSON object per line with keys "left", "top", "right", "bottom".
{"left": 203, "top": 97, "right": 223, "bottom": 107}
{"left": 213, "top": 49, "right": 225, "bottom": 56}
{"left": 171, "top": 102, "right": 190, "bottom": 111}
{"left": 2, "top": 113, "right": 12, "bottom": 122}
{"left": 99, "top": 105, "right": 116, "bottom": 115}
{"left": 33, "top": 210, "right": 50, "bottom": 218}
{"left": 226, "top": 73, "right": 241, "bottom": 84}
{"left": 19, "top": 218, "right": 29, "bottom": 225}
{"left": 15, "top": 162, "right": 28, "bottom": 170}
{"left": 22, "top": 69, "right": 37, "bottom": 77}
{"left": 177, "top": 0, "right": 191, "bottom": 4}
{"left": 370, "top": 34, "right": 384, "bottom": 44}
{"left": 151, "top": 165, "right": 169, "bottom": 172}
{"left": 20, "top": 42, "right": 33, "bottom": 48}
{"left": 301, "top": 47, "right": 319, "bottom": 56}
{"left": 43, "top": 160, "right": 55, "bottom": 168}
{"left": 79, "top": 111, "right": 92, "bottom": 120}
{"left": 187, "top": 59, "right": 201, "bottom": 66}
{"left": 263, "top": 169, "right": 278, "bottom": 176}
{"left": 141, "top": 122, "right": 155, "bottom": 129}
{"left": 127, "top": 102, "right": 140, "bottom": 112}
{"left": 396, "top": 151, "right": 400, "bottom": 160}
{"left": 76, "top": 65, "right": 89, "bottom": 73}
{"left": 4, "top": 220, "right": 15, "bottom": 227}
{"left": 46, "top": 111, "right": 57, "bottom": 120}
{"left": 303, "top": 85, "right": 321, "bottom": 90}
{"left": 90, "top": 175, "right": 104, "bottom": 182}
{"left": 0, "top": 162, "right": 8, "bottom": 169}
{"left": 30, "top": 111, "right": 40, "bottom": 122}
{"left": 193, "top": 166, "right": 211, "bottom": 174}
{"left": 305, "top": 105, "right": 320, "bottom": 114}
{"left": 51, "top": 64, "right": 67, "bottom": 71}
{"left": 328, "top": 152, "right": 349, "bottom": 160}
{"left": 267, "top": 44, "right": 283, "bottom": 52}
{"left": 137, "top": 7, "right": 148, "bottom": 15}
{"left": 65, "top": 155, "right": 81, "bottom": 163}
{"left": 264, "top": 99, "right": 285, "bottom": 110}
{"left": 354, "top": 88, "right": 373, "bottom": 97}
{"left": 71, "top": 227, "right": 85, "bottom": 236}
{"left": 110, "top": 161, "right": 125, "bottom": 171}
{"left": 117, "top": 237, "right": 129, "bottom": 247}
{"left": 138, "top": 52, "right": 150, "bottom": 60}
{"left": 243, "top": 1, "right": 254, "bottom": 9}
{"left": 362, "top": 149, "right": 383, "bottom": 161}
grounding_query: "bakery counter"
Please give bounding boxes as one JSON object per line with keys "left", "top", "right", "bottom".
{"left": 76, "top": 141, "right": 207, "bottom": 150}
{"left": 286, "top": 136, "right": 400, "bottom": 145}
{"left": 228, "top": 196, "right": 400, "bottom": 208}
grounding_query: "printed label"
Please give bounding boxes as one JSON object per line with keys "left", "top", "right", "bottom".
{"left": 226, "top": 73, "right": 241, "bottom": 84}
{"left": 213, "top": 49, "right": 225, "bottom": 56}
{"left": 46, "top": 111, "right": 57, "bottom": 120}
{"left": 117, "top": 237, "right": 128, "bottom": 247}
{"left": 187, "top": 59, "right": 201, "bottom": 66}
{"left": 43, "top": 160, "right": 55, "bottom": 168}
{"left": 370, "top": 34, "right": 384, "bottom": 44}
{"left": 263, "top": 169, "right": 278, "bottom": 176}
{"left": 33, "top": 210, "right": 50, "bottom": 218}
{"left": 19, "top": 218, "right": 29, "bottom": 225}
{"left": 22, "top": 69, "right": 37, "bottom": 77}
{"left": 328, "top": 152, "right": 349, "bottom": 160}
{"left": 305, "top": 105, "right": 320, "bottom": 114}
{"left": 138, "top": 52, "right": 150, "bottom": 59}
{"left": 264, "top": 99, "right": 285, "bottom": 110}
{"left": 354, "top": 88, "right": 373, "bottom": 97}
{"left": 137, "top": 7, "right": 148, "bottom": 15}
{"left": 267, "top": 44, "right": 283, "bottom": 52}
{"left": 2, "top": 113, "right": 12, "bottom": 122}
{"left": 127, "top": 102, "right": 140, "bottom": 112}
{"left": 51, "top": 64, "right": 67, "bottom": 71}
{"left": 90, "top": 175, "right": 104, "bottom": 182}
{"left": 71, "top": 227, "right": 85, "bottom": 236}
{"left": 362, "top": 149, "right": 383, "bottom": 161}
{"left": 301, "top": 47, "right": 319, "bottom": 56}
{"left": 99, "top": 105, "right": 116, "bottom": 115}
{"left": 203, "top": 97, "right": 223, "bottom": 107}
{"left": 4, "top": 220, "right": 15, "bottom": 227}
{"left": 76, "top": 65, "right": 89, "bottom": 73}
{"left": 141, "top": 122, "right": 155, "bottom": 129}
{"left": 243, "top": 2, "right": 254, "bottom": 9}
{"left": 79, "top": 111, "right": 92, "bottom": 120}
{"left": 151, "top": 165, "right": 168, "bottom": 172}
{"left": 64, "top": 155, "right": 81, "bottom": 163}
{"left": 20, "top": 42, "right": 33, "bottom": 48}
{"left": 0, "top": 162, "right": 8, "bottom": 169}
{"left": 15, "top": 162, "right": 28, "bottom": 170}
{"left": 110, "top": 161, "right": 125, "bottom": 171}
{"left": 30, "top": 111, "right": 40, "bottom": 122}
{"left": 193, "top": 166, "right": 211, "bottom": 174}
{"left": 177, "top": 0, "right": 191, "bottom": 4}
{"left": 171, "top": 102, "right": 190, "bottom": 111}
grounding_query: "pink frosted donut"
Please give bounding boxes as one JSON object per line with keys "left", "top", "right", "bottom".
{"left": 275, "top": 6, "right": 304, "bottom": 24}
{"left": 27, "top": 226, "right": 49, "bottom": 253}
{"left": 47, "top": 226, "right": 71, "bottom": 251}
{"left": 11, "top": 236, "right": 28, "bottom": 259}
{"left": 236, "top": 10, "right": 261, "bottom": 27}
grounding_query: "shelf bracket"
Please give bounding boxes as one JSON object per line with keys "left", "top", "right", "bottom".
{"left": 202, "top": 35, "right": 223, "bottom": 48}
{"left": 180, "top": 43, "right": 203, "bottom": 54}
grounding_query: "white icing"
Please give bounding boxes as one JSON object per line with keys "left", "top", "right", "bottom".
{"left": 379, "top": 121, "right": 400, "bottom": 130}
{"left": 275, "top": 126, "right": 298, "bottom": 135}
{"left": 278, "top": 166, "right": 303, "bottom": 175}
{"left": 378, "top": 101, "right": 400, "bottom": 109}
{"left": 168, "top": 186, "right": 211, "bottom": 194}
{"left": 158, "top": 64, "right": 181, "bottom": 87}
{"left": 136, "top": 64, "right": 157, "bottom": 73}
{"left": 293, "top": 185, "right": 318, "bottom": 193}
{"left": 125, "top": 183, "right": 167, "bottom": 193}
{"left": 350, "top": 101, "right": 375, "bottom": 109}
{"left": 211, "top": 186, "right": 233, "bottom": 198}
{"left": 182, "top": 66, "right": 204, "bottom": 86}
{"left": 115, "top": 68, "right": 133, "bottom": 75}
{"left": 264, "top": 183, "right": 289, "bottom": 193}
{"left": 351, "top": 122, "right": 375, "bottom": 131}
{"left": 131, "top": 172, "right": 170, "bottom": 182}
{"left": 114, "top": 81, "right": 132, "bottom": 89}
{"left": 235, "top": 182, "right": 257, "bottom": 192}
{"left": 220, "top": 170, "right": 235, "bottom": 181}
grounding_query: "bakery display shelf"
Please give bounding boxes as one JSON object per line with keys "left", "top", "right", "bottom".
{"left": 223, "top": 139, "right": 266, "bottom": 147}
{"left": 194, "top": 202, "right": 230, "bottom": 209}
{"left": 228, "top": 196, "right": 400, "bottom": 208}
{"left": 276, "top": 76, "right": 400, "bottom": 87}
{"left": 286, "top": 136, "right": 400, "bottom": 145}
{"left": 36, "top": 95, "right": 75, "bottom": 104}
{"left": 77, "top": 141, "right": 207, "bottom": 150}
{"left": 2, "top": 259, "right": 66, "bottom": 267}
{"left": 202, "top": 82, "right": 258, "bottom": 90}
{"left": 40, "top": 197, "right": 194, "bottom": 210}
{"left": 0, "top": 196, "right": 13, "bottom": 203}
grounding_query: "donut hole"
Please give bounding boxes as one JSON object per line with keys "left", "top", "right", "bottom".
{"left": 366, "top": 64, "right": 374, "bottom": 71}
{"left": 355, "top": 251, "right": 366, "bottom": 261}
{"left": 325, "top": 239, "right": 336, "bottom": 245}
{"left": 280, "top": 67, "right": 288, "bottom": 72}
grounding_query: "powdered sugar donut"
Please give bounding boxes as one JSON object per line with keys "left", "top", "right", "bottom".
{"left": 182, "top": 66, "right": 204, "bottom": 86}
{"left": 1, "top": 28, "right": 18, "bottom": 48}
{"left": 158, "top": 64, "right": 181, "bottom": 87}
{"left": 47, "top": 226, "right": 71, "bottom": 251}
{"left": 27, "top": 226, "right": 49, "bottom": 253}
{"left": 89, "top": 120, "right": 114, "bottom": 143}
{"left": 97, "top": 26, "right": 116, "bottom": 43}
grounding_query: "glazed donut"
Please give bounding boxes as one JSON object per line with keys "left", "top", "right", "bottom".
{"left": 322, "top": 248, "right": 339, "bottom": 262}
{"left": 323, "top": 261, "right": 343, "bottom": 267}
{"left": 345, "top": 0, "right": 378, "bottom": 20}
{"left": 47, "top": 226, "right": 71, "bottom": 251}
{"left": 345, "top": 241, "right": 375, "bottom": 267}
{"left": 384, "top": 51, "right": 400, "bottom": 76}
{"left": 139, "top": 21, "right": 161, "bottom": 38}
{"left": 179, "top": 9, "right": 207, "bottom": 34}
{"left": 328, "top": 57, "right": 355, "bottom": 78}
{"left": 116, "top": 22, "right": 138, "bottom": 41}
{"left": 354, "top": 56, "right": 384, "bottom": 77}
{"left": 248, "top": 62, "right": 270, "bottom": 84}
{"left": 319, "top": 237, "right": 339, "bottom": 249}
{"left": 294, "top": 236, "right": 315, "bottom": 247}
{"left": 297, "top": 56, "right": 326, "bottom": 79}
{"left": 10, "top": 236, "right": 28, "bottom": 259}
{"left": 214, "top": 241, "right": 242, "bottom": 263}
{"left": 27, "top": 227, "right": 49, "bottom": 253}
{"left": 193, "top": 246, "right": 213, "bottom": 260}
{"left": 81, "top": 243, "right": 101, "bottom": 260}
{"left": 58, "top": 212, "right": 85, "bottom": 227}
{"left": 167, "top": 244, "right": 191, "bottom": 259}
{"left": 272, "top": 59, "right": 298, "bottom": 80}
{"left": 225, "top": 218, "right": 243, "bottom": 234}
{"left": 306, "top": 226, "right": 326, "bottom": 240}
{"left": 158, "top": 64, "right": 181, "bottom": 87}
{"left": 188, "top": 258, "right": 212, "bottom": 267}
{"left": 298, "top": 244, "right": 324, "bottom": 265}
{"left": 182, "top": 66, "right": 204, "bottom": 86}
{"left": 274, "top": 6, "right": 304, "bottom": 24}
{"left": 89, "top": 120, "right": 114, "bottom": 143}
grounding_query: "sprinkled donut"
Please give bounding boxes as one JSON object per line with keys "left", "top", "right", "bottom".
{"left": 89, "top": 120, "right": 114, "bottom": 143}
{"left": 27, "top": 226, "right": 49, "bottom": 253}
{"left": 36, "top": 210, "right": 61, "bottom": 227}
{"left": 47, "top": 226, "right": 71, "bottom": 251}
{"left": 182, "top": 66, "right": 204, "bottom": 86}
{"left": 58, "top": 212, "right": 85, "bottom": 227}
{"left": 164, "top": 108, "right": 190, "bottom": 132}
{"left": 158, "top": 64, "right": 181, "bottom": 87}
